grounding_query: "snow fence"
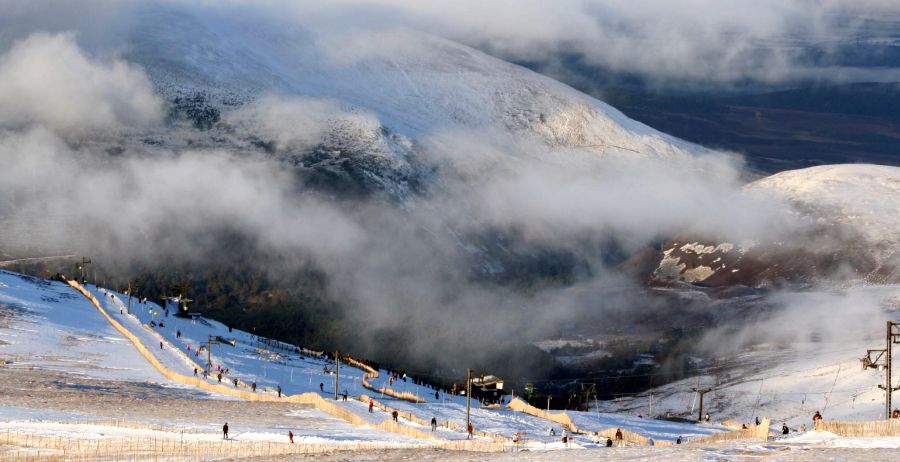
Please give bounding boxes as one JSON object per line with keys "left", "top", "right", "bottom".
{"left": 344, "top": 356, "right": 426, "bottom": 403}
{"left": 814, "top": 418, "right": 900, "bottom": 437}
{"left": 688, "top": 418, "right": 770, "bottom": 443}
{"left": 360, "top": 394, "right": 511, "bottom": 443}
{"left": 65, "top": 280, "right": 506, "bottom": 452}
{"left": 505, "top": 397, "right": 667, "bottom": 445}
{"left": 0, "top": 425, "right": 504, "bottom": 460}
{"left": 507, "top": 398, "right": 578, "bottom": 431}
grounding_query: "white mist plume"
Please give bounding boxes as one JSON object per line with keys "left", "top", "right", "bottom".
{"left": 0, "top": 33, "right": 164, "bottom": 136}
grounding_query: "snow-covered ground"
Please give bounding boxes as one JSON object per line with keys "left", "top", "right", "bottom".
{"left": 1, "top": 269, "right": 731, "bottom": 450}
{"left": 0, "top": 270, "right": 178, "bottom": 384}
{"left": 747, "top": 164, "right": 900, "bottom": 253}
{"left": 7, "top": 268, "right": 900, "bottom": 460}
{"left": 594, "top": 285, "right": 900, "bottom": 430}
{"left": 86, "top": 279, "right": 732, "bottom": 445}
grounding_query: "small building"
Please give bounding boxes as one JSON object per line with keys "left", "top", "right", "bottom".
{"left": 471, "top": 375, "right": 505, "bottom": 391}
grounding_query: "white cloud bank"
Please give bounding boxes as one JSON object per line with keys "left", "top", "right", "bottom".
{"left": 0, "top": 32, "right": 164, "bottom": 136}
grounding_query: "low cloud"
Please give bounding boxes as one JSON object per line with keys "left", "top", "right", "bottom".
{"left": 6, "top": 1, "right": 900, "bottom": 88}
{"left": 0, "top": 3, "right": 884, "bottom": 378}
{"left": 0, "top": 33, "right": 164, "bottom": 136}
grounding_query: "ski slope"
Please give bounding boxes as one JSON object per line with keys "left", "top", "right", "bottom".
{"left": 88, "top": 282, "right": 729, "bottom": 444}
{"left": 0, "top": 270, "right": 176, "bottom": 384}
{"left": 1, "top": 269, "right": 732, "bottom": 448}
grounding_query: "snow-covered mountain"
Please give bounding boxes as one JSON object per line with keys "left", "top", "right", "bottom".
{"left": 66, "top": 3, "right": 703, "bottom": 201}
{"left": 125, "top": 5, "right": 697, "bottom": 155}
{"left": 639, "top": 164, "right": 900, "bottom": 287}
{"left": 748, "top": 164, "right": 900, "bottom": 260}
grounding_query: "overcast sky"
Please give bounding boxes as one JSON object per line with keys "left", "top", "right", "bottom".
{"left": 4, "top": 0, "right": 900, "bottom": 86}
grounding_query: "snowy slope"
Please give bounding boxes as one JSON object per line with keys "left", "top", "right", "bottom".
{"left": 0, "top": 270, "right": 176, "bottom": 384}
{"left": 647, "top": 164, "right": 900, "bottom": 286}
{"left": 122, "top": 3, "right": 699, "bottom": 161}
{"left": 595, "top": 285, "right": 900, "bottom": 429}
{"left": 1, "top": 269, "right": 730, "bottom": 447}
{"left": 747, "top": 164, "right": 900, "bottom": 255}
{"left": 90, "top": 281, "right": 727, "bottom": 445}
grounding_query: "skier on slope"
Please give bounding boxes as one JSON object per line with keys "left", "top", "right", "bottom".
{"left": 223, "top": 422, "right": 229, "bottom": 439}
{"left": 288, "top": 431, "right": 294, "bottom": 444}
{"left": 431, "top": 417, "right": 437, "bottom": 431}
{"left": 369, "top": 399, "right": 374, "bottom": 413}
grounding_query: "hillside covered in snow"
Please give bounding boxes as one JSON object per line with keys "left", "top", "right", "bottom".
{"left": 638, "top": 164, "right": 900, "bottom": 287}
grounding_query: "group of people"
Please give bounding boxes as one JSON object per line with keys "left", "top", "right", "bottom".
{"left": 777, "top": 410, "right": 823, "bottom": 436}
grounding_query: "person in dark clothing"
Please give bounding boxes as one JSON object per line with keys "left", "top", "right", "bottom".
{"left": 812, "top": 411, "right": 823, "bottom": 424}
{"left": 223, "top": 422, "right": 229, "bottom": 439}
{"left": 782, "top": 423, "right": 789, "bottom": 435}
{"left": 615, "top": 428, "right": 623, "bottom": 446}
{"left": 431, "top": 417, "right": 437, "bottom": 431}
{"left": 342, "top": 391, "right": 348, "bottom": 401}
{"left": 193, "top": 367, "right": 197, "bottom": 376}
{"left": 755, "top": 417, "right": 760, "bottom": 426}
{"left": 251, "top": 382, "right": 256, "bottom": 392}
{"left": 159, "top": 341, "right": 163, "bottom": 350}
{"left": 233, "top": 378, "right": 238, "bottom": 387}
{"left": 277, "top": 385, "right": 282, "bottom": 398}
{"left": 319, "top": 382, "right": 324, "bottom": 392}
{"left": 217, "top": 373, "right": 222, "bottom": 383}
{"left": 676, "top": 436, "right": 682, "bottom": 444}
{"left": 606, "top": 437, "right": 613, "bottom": 447}
{"left": 435, "top": 391, "right": 439, "bottom": 400}
{"left": 288, "top": 431, "right": 294, "bottom": 444}
{"left": 391, "top": 410, "right": 398, "bottom": 422}
{"left": 466, "top": 423, "right": 473, "bottom": 439}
